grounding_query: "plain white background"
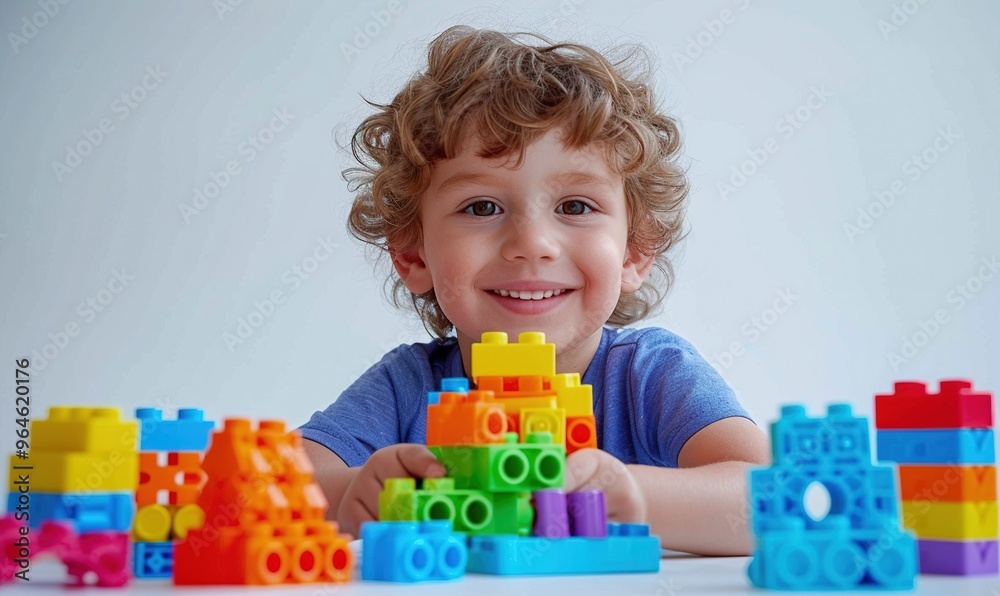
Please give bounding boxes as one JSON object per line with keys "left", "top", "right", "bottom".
{"left": 1, "top": 0, "right": 998, "bottom": 439}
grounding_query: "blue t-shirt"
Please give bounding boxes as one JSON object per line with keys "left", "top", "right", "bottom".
{"left": 300, "top": 326, "right": 752, "bottom": 468}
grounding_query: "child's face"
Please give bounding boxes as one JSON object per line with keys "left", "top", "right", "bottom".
{"left": 393, "top": 128, "right": 652, "bottom": 373}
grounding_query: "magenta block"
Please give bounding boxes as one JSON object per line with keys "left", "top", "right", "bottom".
{"left": 567, "top": 490, "right": 607, "bottom": 537}
{"left": 532, "top": 489, "right": 570, "bottom": 538}
{"left": 918, "top": 539, "right": 999, "bottom": 576}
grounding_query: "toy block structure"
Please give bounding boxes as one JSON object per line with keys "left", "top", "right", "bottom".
{"left": 367, "top": 330, "right": 659, "bottom": 581}
{"left": 875, "top": 379, "right": 999, "bottom": 576}
{"left": 131, "top": 407, "right": 214, "bottom": 578}
{"left": 748, "top": 404, "right": 917, "bottom": 590}
{"left": 361, "top": 521, "right": 467, "bottom": 582}
{"left": 172, "top": 418, "right": 353, "bottom": 586}
{"left": 2, "top": 406, "right": 138, "bottom": 587}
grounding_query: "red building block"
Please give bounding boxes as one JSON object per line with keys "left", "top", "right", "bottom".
{"left": 566, "top": 415, "right": 597, "bottom": 454}
{"left": 875, "top": 380, "right": 993, "bottom": 429}
{"left": 427, "top": 391, "right": 507, "bottom": 446}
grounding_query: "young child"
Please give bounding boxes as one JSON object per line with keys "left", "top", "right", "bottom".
{"left": 301, "top": 25, "right": 769, "bottom": 556}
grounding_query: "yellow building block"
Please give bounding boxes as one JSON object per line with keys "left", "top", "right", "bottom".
{"left": 9, "top": 450, "right": 138, "bottom": 493}
{"left": 471, "top": 332, "right": 555, "bottom": 380}
{"left": 521, "top": 407, "right": 566, "bottom": 447}
{"left": 901, "top": 500, "right": 999, "bottom": 540}
{"left": 550, "top": 373, "right": 593, "bottom": 417}
{"left": 134, "top": 503, "right": 205, "bottom": 541}
{"left": 494, "top": 396, "right": 557, "bottom": 416}
{"left": 33, "top": 406, "right": 137, "bottom": 453}
{"left": 173, "top": 503, "right": 206, "bottom": 539}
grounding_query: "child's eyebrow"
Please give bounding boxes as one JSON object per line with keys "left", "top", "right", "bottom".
{"left": 436, "top": 170, "right": 615, "bottom": 194}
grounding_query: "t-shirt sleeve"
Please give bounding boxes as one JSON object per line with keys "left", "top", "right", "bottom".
{"left": 629, "top": 329, "right": 753, "bottom": 467}
{"left": 298, "top": 345, "right": 426, "bottom": 467}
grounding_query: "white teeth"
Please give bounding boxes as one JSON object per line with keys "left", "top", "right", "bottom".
{"left": 492, "top": 289, "right": 566, "bottom": 300}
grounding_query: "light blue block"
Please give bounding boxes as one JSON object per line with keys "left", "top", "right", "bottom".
{"left": 134, "top": 541, "right": 173, "bottom": 579}
{"left": 136, "top": 407, "right": 214, "bottom": 452}
{"left": 876, "top": 428, "right": 995, "bottom": 464}
{"left": 771, "top": 404, "right": 873, "bottom": 470}
{"left": 466, "top": 523, "right": 660, "bottom": 575}
{"left": 428, "top": 377, "right": 470, "bottom": 405}
{"left": 361, "top": 520, "right": 466, "bottom": 582}
{"left": 6, "top": 491, "right": 133, "bottom": 532}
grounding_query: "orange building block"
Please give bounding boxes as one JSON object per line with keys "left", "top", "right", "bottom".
{"left": 427, "top": 391, "right": 508, "bottom": 446}
{"left": 898, "top": 465, "right": 997, "bottom": 502}
{"left": 173, "top": 418, "right": 352, "bottom": 585}
{"left": 478, "top": 375, "right": 555, "bottom": 398}
{"left": 137, "top": 451, "right": 206, "bottom": 507}
{"left": 566, "top": 415, "right": 598, "bottom": 454}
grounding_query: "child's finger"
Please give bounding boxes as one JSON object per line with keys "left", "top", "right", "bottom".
{"left": 390, "top": 444, "right": 447, "bottom": 481}
{"left": 339, "top": 495, "right": 377, "bottom": 538}
{"left": 564, "top": 449, "right": 602, "bottom": 492}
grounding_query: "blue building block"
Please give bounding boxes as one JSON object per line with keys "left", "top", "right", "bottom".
{"left": 6, "top": 491, "right": 133, "bottom": 532}
{"left": 770, "top": 404, "right": 873, "bottom": 470}
{"left": 876, "top": 428, "right": 995, "bottom": 464}
{"left": 361, "top": 520, "right": 466, "bottom": 582}
{"left": 133, "top": 541, "right": 173, "bottom": 579}
{"left": 466, "top": 522, "right": 660, "bottom": 575}
{"left": 750, "top": 464, "right": 900, "bottom": 532}
{"left": 136, "top": 408, "right": 214, "bottom": 452}
{"left": 428, "top": 377, "right": 469, "bottom": 405}
{"left": 748, "top": 516, "right": 917, "bottom": 590}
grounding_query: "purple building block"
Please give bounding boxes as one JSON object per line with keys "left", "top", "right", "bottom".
{"left": 918, "top": 539, "right": 999, "bottom": 575}
{"left": 532, "top": 489, "right": 570, "bottom": 538}
{"left": 567, "top": 490, "right": 607, "bottom": 537}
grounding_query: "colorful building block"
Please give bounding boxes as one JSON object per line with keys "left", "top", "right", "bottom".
{"left": 747, "top": 517, "right": 917, "bottom": 590}
{"left": 34, "top": 407, "right": 136, "bottom": 453}
{"left": 134, "top": 541, "right": 173, "bottom": 579}
{"left": 876, "top": 429, "right": 995, "bottom": 464}
{"left": 379, "top": 477, "right": 521, "bottom": 535}
{"left": 566, "top": 415, "right": 598, "bottom": 453}
{"left": 430, "top": 432, "right": 565, "bottom": 494}
{"left": 769, "top": 404, "right": 872, "bottom": 470}
{"left": 173, "top": 418, "right": 352, "bottom": 585}
{"left": 9, "top": 449, "right": 138, "bottom": 493}
{"left": 875, "top": 380, "right": 993, "bottom": 429}
{"left": 136, "top": 451, "right": 206, "bottom": 506}
{"left": 917, "top": 539, "right": 999, "bottom": 575}
{"left": 426, "top": 391, "right": 508, "bottom": 446}
{"left": 471, "top": 332, "right": 555, "bottom": 380}
{"left": 550, "top": 373, "right": 594, "bottom": 417}
{"left": 568, "top": 489, "right": 607, "bottom": 537}
{"left": 897, "top": 464, "right": 997, "bottom": 502}
{"left": 428, "top": 377, "right": 470, "bottom": 405}
{"left": 900, "top": 500, "right": 998, "bottom": 540}
{"left": 520, "top": 407, "right": 566, "bottom": 446}
{"left": 532, "top": 489, "right": 569, "bottom": 538}
{"left": 466, "top": 522, "right": 660, "bottom": 575}
{"left": 361, "top": 521, "right": 466, "bottom": 582}
{"left": 5, "top": 491, "right": 133, "bottom": 532}
{"left": 136, "top": 408, "right": 214, "bottom": 452}
{"left": 134, "top": 503, "right": 204, "bottom": 541}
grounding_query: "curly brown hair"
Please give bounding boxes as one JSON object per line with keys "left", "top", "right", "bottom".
{"left": 344, "top": 25, "right": 688, "bottom": 339}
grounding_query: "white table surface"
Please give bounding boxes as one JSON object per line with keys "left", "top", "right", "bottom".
{"left": 11, "top": 546, "right": 1000, "bottom": 595}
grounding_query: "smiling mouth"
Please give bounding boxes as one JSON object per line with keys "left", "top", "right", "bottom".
{"left": 490, "top": 289, "right": 569, "bottom": 300}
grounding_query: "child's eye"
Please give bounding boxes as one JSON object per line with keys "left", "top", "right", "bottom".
{"left": 556, "top": 200, "right": 593, "bottom": 216}
{"left": 463, "top": 200, "right": 501, "bottom": 216}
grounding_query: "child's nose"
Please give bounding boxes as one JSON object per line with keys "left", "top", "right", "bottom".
{"left": 499, "top": 214, "right": 562, "bottom": 262}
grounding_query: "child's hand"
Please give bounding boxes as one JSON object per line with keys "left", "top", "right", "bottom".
{"left": 336, "top": 443, "right": 446, "bottom": 537}
{"left": 564, "top": 449, "right": 647, "bottom": 524}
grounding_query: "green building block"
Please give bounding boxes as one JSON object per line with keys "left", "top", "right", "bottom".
{"left": 430, "top": 432, "right": 565, "bottom": 493}
{"left": 517, "top": 492, "right": 534, "bottom": 536}
{"left": 379, "top": 477, "right": 521, "bottom": 535}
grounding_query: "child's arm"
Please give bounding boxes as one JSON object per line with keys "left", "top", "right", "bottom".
{"left": 565, "top": 416, "right": 769, "bottom": 556}
{"left": 303, "top": 440, "right": 446, "bottom": 538}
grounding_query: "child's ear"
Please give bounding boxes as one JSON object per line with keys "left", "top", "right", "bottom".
{"left": 621, "top": 244, "right": 655, "bottom": 294}
{"left": 391, "top": 245, "right": 434, "bottom": 294}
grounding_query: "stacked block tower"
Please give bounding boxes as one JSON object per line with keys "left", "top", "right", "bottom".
{"left": 2, "top": 407, "right": 139, "bottom": 586}
{"left": 875, "top": 380, "right": 998, "bottom": 575}
{"left": 131, "top": 408, "right": 214, "bottom": 579}
{"left": 172, "top": 418, "right": 354, "bottom": 585}
{"left": 748, "top": 404, "right": 917, "bottom": 590}
{"left": 365, "top": 331, "right": 660, "bottom": 581}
